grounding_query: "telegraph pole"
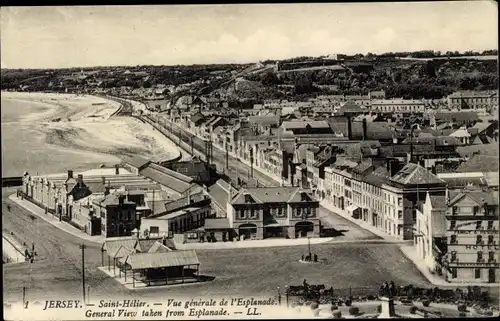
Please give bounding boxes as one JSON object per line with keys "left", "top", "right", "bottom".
{"left": 226, "top": 146, "right": 229, "bottom": 169}
{"left": 79, "top": 244, "right": 87, "bottom": 305}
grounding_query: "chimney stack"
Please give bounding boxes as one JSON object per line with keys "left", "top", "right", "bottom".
{"left": 77, "top": 174, "right": 83, "bottom": 186}
{"left": 362, "top": 118, "right": 368, "bottom": 141}
{"left": 347, "top": 116, "right": 352, "bottom": 140}
{"left": 68, "top": 170, "right": 74, "bottom": 179}
{"left": 115, "top": 164, "right": 120, "bottom": 175}
{"left": 118, "top": 194, "right": 125, "bottom": 205}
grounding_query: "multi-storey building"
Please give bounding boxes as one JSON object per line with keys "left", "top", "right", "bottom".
{"left": 442, "top": 189, "right": 499, "bottom": 283}
{"left": 370, "top": 99, "right": 426, "bottom": 114}
{"left": 92, "top": 192, "right": 137, "bottom": 238}
{"left": 447, "top": 90, "right": 499, "bottom": 113}
{"left": 226, "top": 187, "right": 320, "bottom": 240}
{"left": 323, "top": 159, "right": 447, "bottom": 240}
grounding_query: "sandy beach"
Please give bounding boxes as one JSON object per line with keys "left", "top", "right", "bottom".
{"left": 1, "top": 92, "right": 180, "bottom": 177}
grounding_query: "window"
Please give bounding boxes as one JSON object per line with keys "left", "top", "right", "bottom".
{"left": 398, "top": 210, "right": 403, "bottom": 219}
{"left": 475, "top": 268, "right": 481, "bottom": 279}
{"left": 150, "top": 226, "right": 159, "bottom": 234}
{"left": 487, "top": 221, "right": 494, "bottom": 230}
{"left": 397, "top": 198, "right": 402, "bottom": 206}
{"left": 450, "top": 220, "right": 456, "bottom": 230}
{"left": 250, "top": 209, "right": 257, "bottom": 219}
{"left": 488, "top": 235, "right": 494, "bottom": 245}
{"left": 476, "top": 235, "right": 483, "bottom": 245}
{"left": 451, "top": 251, "right": 457, "bottom": 262}
{"left": 239, "top": 210, "right": 245, "bottom": 220}
{"left": 271, "top": 207, "right": 277, "bottom": 216}
{"left": 476, "top": 220, "right": 482, "bottom": 230}
{"left": 452, "top": 206, "right": 458, "bottom": 215}
{"left": 244, "top": 194, "right": 252, "bottom": 203}
{"left": 489, "top": 251, "right": 496, "bottom": 262}
{"left": 450, "top": 235, "right": 457, "bottom": 244}
{"left": 473, "top": 206, "right": 480, "bottom": 215}
{"left": 451, "top": 268, "right": 457, "bottom": 279}
{"left": 477, "top": 251, "right": 483, "bottom": 262}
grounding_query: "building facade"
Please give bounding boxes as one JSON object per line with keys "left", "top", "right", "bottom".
{"left": 443, "top": 190, "right": 499, "bottom": 283}
{"left": 227, "top": 187, "right": 320, "bottom": 240}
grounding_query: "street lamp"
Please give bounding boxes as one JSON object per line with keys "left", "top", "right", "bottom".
{"left": 284, "top": 285, "right": 289, "bottom": 307}
{"left": 277, "top": 286, "right": 281, "bottom": 305}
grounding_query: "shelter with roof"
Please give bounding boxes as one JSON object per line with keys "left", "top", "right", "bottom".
{"left": 101, "top": 236, "right": 202, "bottom": 287}
{"left": 120, "top": 249, "right": 200, "bottom": 287}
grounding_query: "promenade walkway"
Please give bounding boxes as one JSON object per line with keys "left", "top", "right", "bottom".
{"left": 8, "top": 194, "right": 105, "bottom": 245}
{"left": 3, "top": 234, "right": 26, "bottom": 264}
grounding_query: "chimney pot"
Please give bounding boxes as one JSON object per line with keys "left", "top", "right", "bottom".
{"left": 68, "top": 170, "right": 74, "bottom": 179}
{"left": 115, "top": 164, "right": 120, "bottom": 175}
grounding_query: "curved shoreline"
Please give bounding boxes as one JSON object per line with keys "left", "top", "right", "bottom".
{"left": 1, "top": 91, "right": 183, "bottom": 176}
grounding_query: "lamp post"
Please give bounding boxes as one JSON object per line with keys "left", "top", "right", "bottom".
{"left": 277, "top": 286, "right": 281, "bottom": 306}
{"left": 308, "top": 236, "right": 312, "bottom": 258}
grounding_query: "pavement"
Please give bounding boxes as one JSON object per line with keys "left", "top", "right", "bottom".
{"left": 8, "top": 193, "right": 105, "bottom": 245}
{"left": 3, "top": 234, "right": 26, "bottom": 264}
{"left": 319, "top": 201, "right": 404, "bottom": 243}
{"left": 400, "top": 245, "right": 500, "bottom": 288}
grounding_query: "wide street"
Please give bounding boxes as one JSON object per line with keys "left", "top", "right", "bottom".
{"left": 3, "top": 110, "right": 497, "bottom": 305}
{"left": 3, "top": 186, "right": 434, "bottom": 304}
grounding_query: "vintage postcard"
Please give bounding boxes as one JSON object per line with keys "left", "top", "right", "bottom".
{"left": 1, "top": 2, "right": 499, "bottom": 320}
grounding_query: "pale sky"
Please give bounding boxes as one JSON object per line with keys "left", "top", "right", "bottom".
{"left": 1, "top": 2, "right": 498, "bottom": 69}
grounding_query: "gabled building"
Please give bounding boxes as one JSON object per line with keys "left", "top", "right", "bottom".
{"left": 92, "top": 192, "right": 137, "bottom": 238}
{"left": 227, "top": 187, "right": 320, "bottom": 240}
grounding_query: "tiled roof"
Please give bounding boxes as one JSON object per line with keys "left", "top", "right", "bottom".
{"left": 337, "top": 101, "right": 365, "bottom": 114}
{"left": 122, "top": 155, "right": 151, "bottom": 169}
{"left": 231, "top": 187, "right": 315, "bottom": 204}
{"left": 364, "top": 166, "right": 391, "bottom": 187}
{"left": 456, "top": 155, "right": 499, "bottom": 173}
{"left": 402, "top": 136, "right": 463, "bottom": 146}
{"left": 139, "top": 164, "right": 193, "bottom": 193}
{"left": 390, "top": 163, "right": 445, "bottom": 185}
{"left": 135, "top": 239, "right": 158, "bottom": 252}
{"left": 207, "top": 179, "right": 233, "bottom": 210}
{"left": 449, "top": 190, "right": 499, "bottom": 206}
{"left": 148, "top": 241, "right": 173, "bottom": 253}
{"left": 121, "top": 250, "right": 199, "bottom": 269}
{"left": 435, "top": 111, "right": 479, "bottom": 122}
{"left": 456, "top": 144, "right": 499, "bottom": 158}
{"left": 248, "top": 116, "right": 280, "bottom": 125}
{"left": 93, "top": 192, "right": 136, "bottom": 207}
{"left": 282, "top": 120, "right": 330, "bottom": 129}
{"left": 450, "top": 128, "right": 471, "bottom": 138}
{"left": 102, "top": 237, "right": 137, "bottom": 253}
